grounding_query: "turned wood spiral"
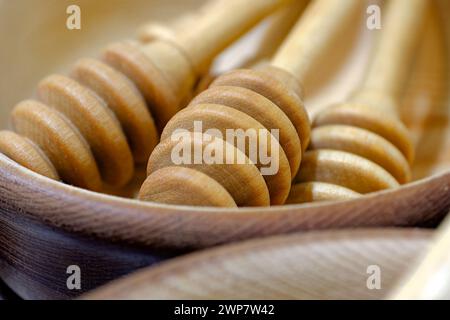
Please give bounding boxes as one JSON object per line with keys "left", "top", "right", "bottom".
{"left": 139, "top": 0, "right": 362, "bottom": 207}
{"left": 289, "top": 0, "right": 428, "bottom": 204}
{"left": 0, "top": 0, "right": 288, "bottom": 192}
{"left": 142, "top": 66, "right": 308, "bottom": 207}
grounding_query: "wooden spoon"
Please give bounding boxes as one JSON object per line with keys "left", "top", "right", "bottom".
{"left": 83, "top": 229, "right": 432, "bottom": 300}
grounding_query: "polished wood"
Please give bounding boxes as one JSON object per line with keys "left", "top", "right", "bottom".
{"left": 84, "top": 229, "right": 432, "bottom": 299}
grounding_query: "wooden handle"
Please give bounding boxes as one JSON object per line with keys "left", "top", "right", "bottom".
{"left": 246, "top": 0, "right": 310, "bottom": 67}
{"left": 171, "top": 0, "right": 292, "bottom": 73}
{"left": 390, "top": 212, "right": 450, "bottom": 299}
{"left": 138, "top": 15, "right": 195, "bottom": 43}
{"left": 272, "top": 0, "right": 362, "bottom": 82}
{"left": 355, "top": 0, "right": 428, "bottom": 104}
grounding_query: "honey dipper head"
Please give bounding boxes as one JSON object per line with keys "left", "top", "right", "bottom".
{"left": 255, "top": 64, "right": 305, "bottom": 100}
{"left": 210, "top": 66, "right": 311, "bottom": 154}
{"left": 139, "top": 166, "right": 237, "bottom": 208}
{"left": 146, "top": 132, "right": 271, "bottom": 207}
{"left": 103, "top": 40, "right": 196, "bottom": 131}
{"left": 313, "top": 102, "right": 415, "bottom": 166}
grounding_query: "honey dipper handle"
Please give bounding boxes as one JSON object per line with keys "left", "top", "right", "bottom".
{"left": 174, "top": 0, "right": 291, "bottom": 73}
{"left": 271, "top": 0, "right": 362, "bottom": 82}
{"left": 389, "top": 212, "right": 450, "bottom": 300}
{"left": 356, "top": 0, "right": 428, "bottom": 102}
{"left": 245, "top": 0, "right": 310, "bottom": 68}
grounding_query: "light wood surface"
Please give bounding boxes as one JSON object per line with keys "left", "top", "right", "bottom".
{"left": 0, "top": 0, "right": 287, "bottom": 194}
{"left": 1, "top": 151, "right": 449, "bottom": 299}
{"left": 272, "top": 0, "right": 362, "bottom": 82}
{"left": 293, "top": 0, "right": 429, "bottom": 203}
{"left": 84, "top": 229, "right": 432, "bottom": 300}
{"left": 390, "top": 211, "right": 450, "bottom": 299}
{"left": 139, "top": 0, "right": 363, "bottom": 207}
{"left": 0, "top": 0, "right": 450, "bottom": 299}
{"left": 173, "top": 0, "right": 293, "bottom": 74}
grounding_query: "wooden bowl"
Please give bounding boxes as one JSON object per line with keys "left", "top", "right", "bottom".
{"left": 1, "top": 0, "right": 449, "bottom": 299}
{"left": 84, "top": 229, "right": 432, "bottom": 300}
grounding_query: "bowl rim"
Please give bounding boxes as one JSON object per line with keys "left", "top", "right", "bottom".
{"left": 1, "top": 153, "right": 449, "bottom": 250}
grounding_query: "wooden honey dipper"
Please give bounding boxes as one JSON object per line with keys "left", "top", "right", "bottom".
{"left": 0, "top": 0, "right": 289, "bottom": 192}
{"left": 139, "top": 0, "right": 363, "bottom": 207}
{"left": 288, "top": 0, "right": 429, "bottom": 204}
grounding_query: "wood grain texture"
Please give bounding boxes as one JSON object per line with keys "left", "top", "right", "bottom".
{"left": 84, "top": 229, "right": 432, "bottom": 300}
{"left": 173, "top": 0, "right": 292, "bottom": 74}
{"left": 295, "top": 0, "right": 429, "bottom": 202}
{"left": 286, "top": 182, "right": 360, "bottom": 204}
{"left": 139, "top": 167, "right": 237, "bottom": 207}
{"left": 10, "top": 100, "right": 102, "bottom": 191}
{"left": 145, "top": 132, "right": 272, "bottom": 206}
{"left": 1, "top": 153, "right": 448, "bottom": 251}
{"left": 0, "top": 130, "right": 59, "bottom": 181}
{"left": 0, "top": 194, "right": 177, "bottom": 300}
{"left": 138, "top": 0, "right": 364, "bottom": 206}
{"left": 0, "top": 0, "right": 287, "bottom": 194}
{"left": 157, "top": 104, "right": 292, "bottom": 205}
{"left": 104, "top": 0, "right": 291, "bottom": 131}
{"left": 71, "top": 58, "right": 158, "bottom": 164}
{"left": 37, "top": 74, "right": 135, "bottom": 187}
{"left": 139, "top": 66, "right": 308, "bottom": 207}
{"left": 389, "top": 211, "right": 450, "bottom": 299}
{"left": 272, "top": 0, "right": 362, "bottom": 82}
{"left": 1, "top": 0, "right": 450, "bottom": 300}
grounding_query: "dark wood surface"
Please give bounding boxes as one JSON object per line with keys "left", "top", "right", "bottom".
{"left": 0, "top": 202, "right": 180, "bottom": 300}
